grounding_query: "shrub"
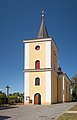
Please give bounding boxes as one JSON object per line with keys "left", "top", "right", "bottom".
{"left": 8, "top": 99, "right": 16, "bottom": 105}
{"left": 0, "top": 92, "right": 6, "bottom": 105}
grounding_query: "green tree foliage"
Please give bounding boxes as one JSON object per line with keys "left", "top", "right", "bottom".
{"left": 0, "top": 91, "right": 6, "bottom": 105}
{"left": 71, "top": 74, "right": 77, "bottom": 100}
{"left": 0, "top": 91, "right": 24, "bottom": 105}
{"left": 8, "top": 92, "right": 24, "bottom": 104}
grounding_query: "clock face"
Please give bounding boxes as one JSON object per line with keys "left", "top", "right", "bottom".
{"left": 35, "top": 45, "right": 40, "bottom": 51}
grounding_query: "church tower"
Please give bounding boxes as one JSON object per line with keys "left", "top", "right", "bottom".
{"left": 23, "top": 12, "right": 58, "bottom": 105}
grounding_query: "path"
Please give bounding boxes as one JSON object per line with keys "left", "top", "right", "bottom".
{"left": 0, "top": 102, "right": 77, "bottom": 120}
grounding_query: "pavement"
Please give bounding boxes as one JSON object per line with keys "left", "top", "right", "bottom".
{"left": 0, "top": 102, "right": 77, "bottom": 120}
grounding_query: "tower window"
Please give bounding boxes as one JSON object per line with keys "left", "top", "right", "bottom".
{"left": 35, "top": 45, "right": 40, "bottom": 51}
{"left": 54, "top": 51, "right": 56, "bottom": 56}
{"left": 35, "top": 77, "right": 40, "bottom": 85}
{"left": 35, "top": 60, "right": 40, "bottom": 69}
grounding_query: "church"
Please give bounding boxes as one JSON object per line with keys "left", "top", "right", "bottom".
{"left": 23, "top": 12, "right": 70, "bottom": 105}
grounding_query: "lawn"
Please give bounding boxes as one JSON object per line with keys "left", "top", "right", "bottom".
{"left": 57, "top": 104, "right": 77, "bottom": 120}
{"left": 69, "top": 104, "right": 77, "bottom": 111}
{"left": 57, "top": 113, "right": 77, "bottom": 120}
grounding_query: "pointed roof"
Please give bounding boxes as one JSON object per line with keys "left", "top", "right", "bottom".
{"left": 37, "top": 11, "right": 49, "bottom": 38}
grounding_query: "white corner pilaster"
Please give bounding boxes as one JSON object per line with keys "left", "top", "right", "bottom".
{"left": 62, "top": 75, "right": 65, "bottom": 103}
{"left": 24, "top": 73, "right": 29, "bottom": 104}
{"left": 46, "top": 41, "right": 51, "bottom": 68}
{"left": 46, "top": 71, "right": 51, "bottom": 103}
{"left": 24, "top": 43, "right": 29, "bottom": 69}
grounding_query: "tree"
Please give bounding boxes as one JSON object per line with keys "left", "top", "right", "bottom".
{"left": 12, "top": 92, "right": 23, "bottom": 103}
{"left": 0, "top": 91, "right": 6, "bottom": 105}
{"left": 71, "top": 74, "right": 77, "bottom": 100}
{"left": 8, "top": 92, "right": 24, "bottom": 104}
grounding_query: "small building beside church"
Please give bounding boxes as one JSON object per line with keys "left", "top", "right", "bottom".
{"left": 23, "top": 12, "right": 70, "bottom": 105}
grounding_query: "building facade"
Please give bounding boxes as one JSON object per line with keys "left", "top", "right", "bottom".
{"left": 23, "top": 13, "right": 70, "bottom": 105}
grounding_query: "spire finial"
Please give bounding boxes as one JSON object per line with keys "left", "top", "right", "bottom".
{"left": 42, "top": 10, "right": 44, "bottom": 18}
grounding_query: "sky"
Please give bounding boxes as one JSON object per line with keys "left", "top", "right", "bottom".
{"left": 0, "top": 0, "right": 77, "bottom": 94}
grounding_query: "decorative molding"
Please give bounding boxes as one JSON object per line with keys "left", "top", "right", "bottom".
{"left": 24, "top": 68, "right": 52, "bottom": 72}
{"left": 23, "top": 38, "right": 52, "bottom": 43}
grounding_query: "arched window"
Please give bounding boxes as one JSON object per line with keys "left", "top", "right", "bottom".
{"left": 35, "top": 77, "right": 40, "bottom": 86}
{"left": 35, "top": 60, "right": 40, "bottom": 69}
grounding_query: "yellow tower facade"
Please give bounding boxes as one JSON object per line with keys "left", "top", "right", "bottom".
{"left": 23, "top": 13, "right": 70, "bottom": 105}
{"left": 23, "top": 13, "right": 58, "bottom": 105}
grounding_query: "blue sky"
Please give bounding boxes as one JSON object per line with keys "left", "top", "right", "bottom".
{"left": 0, "top": 0, "right": 77, "bottom": 94}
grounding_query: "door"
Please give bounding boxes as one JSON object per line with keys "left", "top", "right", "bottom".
{"left": 34, "top": 93, "right": 41, "bottom": 104}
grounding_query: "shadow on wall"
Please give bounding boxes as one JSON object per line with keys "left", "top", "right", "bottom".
{"left": 0, "top": 116, "right": 11, "bottom": 120}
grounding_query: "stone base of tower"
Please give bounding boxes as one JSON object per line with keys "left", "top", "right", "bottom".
{"left": 24, "top": 101, "right": 52, "bottom": 105}
{"left": 41, "top": 102, "right": 51, "bottom": 105}
{"left": 24, "top": 102, "right": 30, "bottom": 105}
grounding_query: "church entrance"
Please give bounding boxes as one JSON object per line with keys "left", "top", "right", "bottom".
{"left": 34, "top": 93, "right": 41, "bottom": 105}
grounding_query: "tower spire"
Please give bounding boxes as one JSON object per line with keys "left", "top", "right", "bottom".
{"left": 37, "top": 11, "right": 49, "bottom": 38}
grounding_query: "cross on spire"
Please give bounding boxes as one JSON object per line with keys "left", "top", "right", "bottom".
{"left": 42, "top": 10, "right": 44, "bottom": 18}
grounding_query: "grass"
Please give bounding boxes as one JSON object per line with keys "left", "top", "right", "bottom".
{"left": 57, "top": 113, "right": 77, "bottom": 120}
{"left": 0, "top": 104, "right": 9, "bottom": 107}
{"left": 57, "top": 104, "right": 77, "bottom": 120}
{"left": 69, "top": 104, "right": 77, "bottom": 111}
